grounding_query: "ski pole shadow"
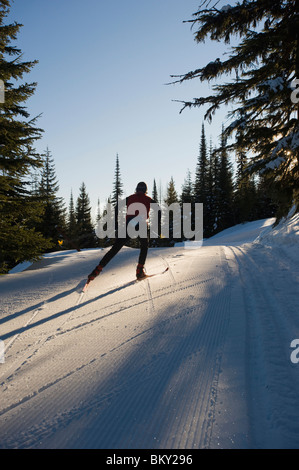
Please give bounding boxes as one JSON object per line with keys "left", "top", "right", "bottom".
{"left": 86, "top": 279, "right": 137, "bottom": 300}
{"left": 1, "top": 280, "right": 139, "bottom": 341}
{"left": 0, "top": 281, "right": 85, "bottom": 327}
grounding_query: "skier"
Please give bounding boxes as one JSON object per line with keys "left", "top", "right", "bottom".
{"left": 87, "top": 182, "right": 160, "bottom": 283}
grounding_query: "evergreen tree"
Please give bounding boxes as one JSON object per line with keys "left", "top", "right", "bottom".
{"left": 164, "top": 176, "right": 180, "bottom": 244}
{"left": 76, "top": 182, "right": 96, "bottom": 248}
{"left": 66, "top": 190, "right": 78, "bottom": 247}
{"left": 210, "top": 142, "right": 222, "bottom": 235}
{"left": 205, "top": 141, "right": 217, "bottom": 237}
{"left": 30, "top": 169, "right": 41, "bottom": 196}
{"left": 38, "top": 147, "right": 66, "bottom": 247}
{"left": 172, "top": 0, "right": 299, "bottom": 217}
{"left": 194, "top": 124, "right": 209, "bottom": 203}
{"left": 68, "top": 190, "right": 76, "bottom": 232}
{"left": 181, "top": 169, "right": 193, "bottom": 204}
{"left": 111, "top": 153, "right": 124, "bottom": 236}
{"left": 254, "top": 175, "right": 278, "bottom": 220}
{"left": 194, "top": 124, "right": 209, "bottom": 237}
{"left": 234, "top": 148, "right": 257, "bottom": 223}
{"left": 100, "top": 196, "right": 115, "bottom": 246}
{"left": 152, "top": 179, "right": 158, "bottom": 203}
{"left": 165, "top": 176, "right": 179, "bottom": 206}
{"left": 0, "top": 0, "right": 51, "bottom": 272}
{"left": 111, "top": 153, "right": 123, "bottom": 206}
{"left": 147, "top": 180, "right": 160, "bottom": 247}
{"left": 217, "top": 129, "right": 234, "bottom": 232}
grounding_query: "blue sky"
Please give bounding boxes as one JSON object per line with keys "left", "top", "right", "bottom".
{"left": 8, "top": 0, "right": 234, "bottom": 219}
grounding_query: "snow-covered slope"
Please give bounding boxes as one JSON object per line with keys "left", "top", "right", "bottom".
{"left": 204, "top": 217, "right": 276, "bottom": 246}
{"left": 0, "top": 216, "right": 298, "bottom": 449}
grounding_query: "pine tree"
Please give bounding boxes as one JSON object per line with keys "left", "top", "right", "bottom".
{"left": 0, "top": 0, "right": 51, "bottom": 272}
{"left": 37, "top": 148, "right": 66, "bottom": 247}
{"left": 194, "top": 124, "right": 209, "bottom": 237}
{"left": 234, "top": 148, "right": 257, "bottom": 223}
{"left": 181, "top": 169, "right": 193, "bottom": 204}
{"left": 68, "top": 190, "right": 76, "bottom": 232}
{"left": 210, "top": 142, "right": 222, "bottom": 235}
{"left": 205, "top": 141, "right": 217, "bottom": 237}
{"left": 111, "top": 153, "right": 123, "bottom": 206}
{"left": 254, "top": 175, "right": 278, "bottom": 220}
{"left": 101, "top": 196, "right": 115, "bottom": 246}
{"left": 152, "top": 179, "right": 158, "bottom": 203}
{"left": 164, "top": 176, "right": 180, "bottom": 244}
{"left": 194, "top": 124, "right": 208, "bottom": 202}
{"left": 76, "top": 182, "right": 96, "bottom": 248}
{"left": 66, "top": 190, "right": 78, "bottom": 247}
{"left": 165, "top": 176, "right": 179, "bottom": 206}
{"left": 172, "top": 0, "right": 299, "bottom": 217}
{"left": 217, "top": 129, "right": 234, "bottom": 232}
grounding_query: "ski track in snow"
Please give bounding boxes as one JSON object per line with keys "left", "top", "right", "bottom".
{"left": 0, "top": 217, "right": 298, "bottom": 449}
{"left": 225, "top": 244, "right": 299, "bottom": 448}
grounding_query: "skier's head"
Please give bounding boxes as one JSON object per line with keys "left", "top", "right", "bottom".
{"left": 136, "top": 181, "right": 147, "bottom": 194}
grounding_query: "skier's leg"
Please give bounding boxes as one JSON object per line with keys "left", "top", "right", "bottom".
{"left": 88, "top": 238, "right": 127, "bottom": 280}
{"left": 99, "top": 237, "right": 127, "bottom": 268}
{"left": 138, "top": 236, "right": 148, "bottom": 266}
{"left": 136, "top": 236, "right": 148, "bottom": 279}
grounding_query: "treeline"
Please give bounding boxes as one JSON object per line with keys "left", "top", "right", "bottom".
{"left": 30, "top": 147, "right": 98, "bottom": 253}
{"left": 0, "top": 0, "right": 292, "bottom": 273}
{"left": 160, "top": 124, "right": 277, "bottom": 243}
{"left": 1, "top": 119, "right": 278, "bottom": 273}
{"left": 29, "top": 121, "right": 277, "bottom": 259}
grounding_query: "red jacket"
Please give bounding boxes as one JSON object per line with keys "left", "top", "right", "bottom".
{"left": 126, "top": 192, "right": 155, "bottom": 221}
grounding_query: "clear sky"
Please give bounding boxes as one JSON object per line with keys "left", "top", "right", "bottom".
{"left": 8, "top": 0, "right": 234, "bottom": 219}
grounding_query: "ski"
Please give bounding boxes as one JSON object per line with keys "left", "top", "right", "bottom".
{"left": 74, "top": 280, "right": 90, "bottom": 306}
{"left": 80, "top": 267, "right": 169, "bottom": 296}
{"left": 137, "top": 267, "right": 169, "bottom": 281}
{"left": 82, "top": 279, "right": 91, "bottom": 293}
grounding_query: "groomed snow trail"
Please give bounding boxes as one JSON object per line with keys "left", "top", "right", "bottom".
{"left": 0, "top": 217, "right": 298, "bottom": 449}
{"left": 224, "top": 243, "right": 299, "bottom": 448}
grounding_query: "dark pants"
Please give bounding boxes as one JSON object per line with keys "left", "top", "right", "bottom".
{"left": 99, "top": 236, "right": 148, "bottom": 268}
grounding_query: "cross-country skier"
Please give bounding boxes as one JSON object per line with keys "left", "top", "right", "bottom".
{"left": 87, "top": 182, "right": 160, "bottom": 283}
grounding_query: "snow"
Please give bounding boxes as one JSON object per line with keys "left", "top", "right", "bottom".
{"left": 8, "top": 260, "right": 33, "bottom": 274}
{"left": 204, "top": 217, "right": 276, "bottom": 246}
{"left": 220, "top": 4, "right": 232, "bottom": 12}
{"left": 0, "top": 214, "right": 299, "bottom": 449}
